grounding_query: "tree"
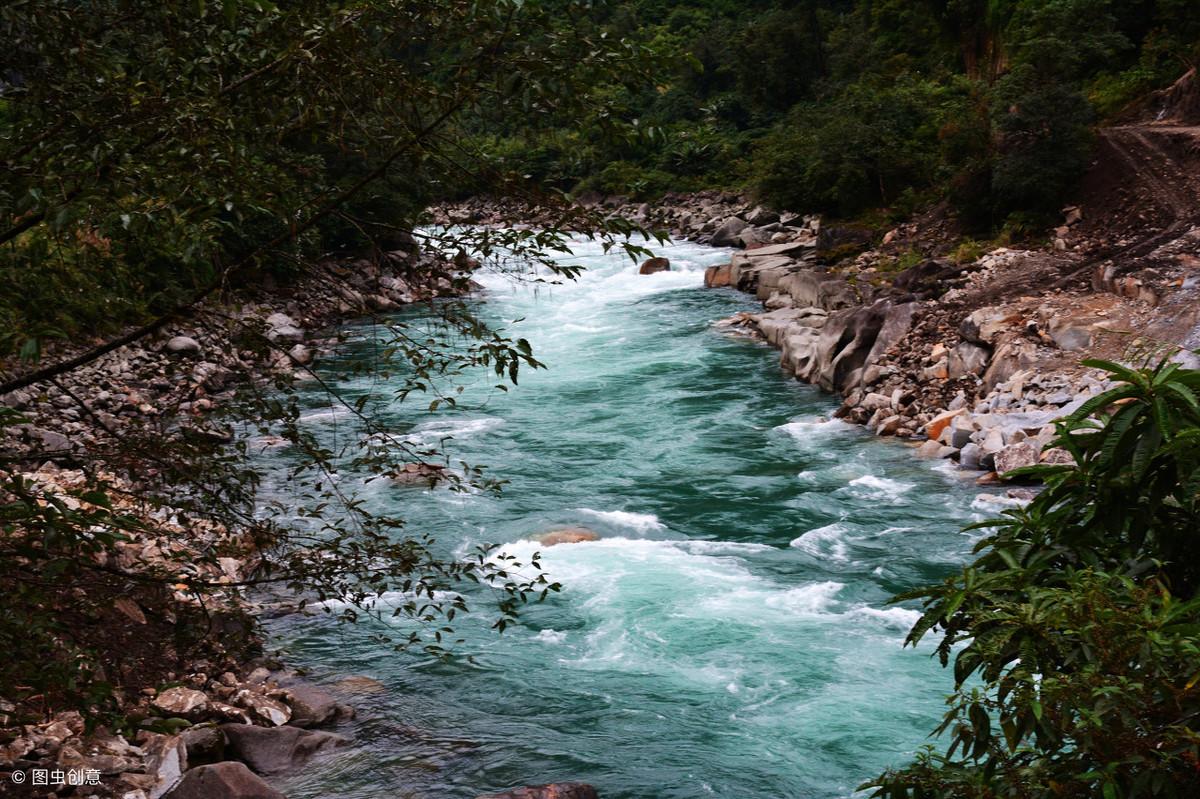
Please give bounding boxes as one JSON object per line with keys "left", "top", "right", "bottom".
{"left": 871, "top": 357, "right": 1200, "bottom": 798}
{"left": 0, "top": 0, "right": 661, "bottom": 721}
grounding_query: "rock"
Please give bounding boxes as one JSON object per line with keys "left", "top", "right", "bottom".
{"left": 745, "top": 206, "right": 779, "bottom": 226}
{"left": 948, "top": 342, "right": 990, "bottom": 378}
{"left": 960, "top": 307, "right": 1017, "bottom": 346}
{"left": 233, "top": 690, "right": 291, "bottom": 726}
{"left": 17, "top": 424, "right": 72, "bottom": 451}
{"left": 959, "top": 442, "right": 983, "bottom": 470}
{"left": 710, "top": 217, "right": 748, "bottom": 247}
{"left": 703, "top": 264, "right": 733, "bottom": 287}
{"left": 284, "top": 684, "right": 340, "bottom": 729}
{"left": 638, "top": 257, "right": 670, "bottom": 275}
{"left": 925, "top": 408, "right": 965, "bottom": 442}
{"left": 331, "top": 676, "right": 385, "bottom": 695}
{"left": 166, "top": 336, "right": 202, "bottom": 356}
{"left": 994, "top": 442, "right": 1040, "bottom": 476}
{"left": 392, "top": 462, "right": 447, "bottom": 487}
{"left": 983, "top": 336, "right": 1039, "bottom": 391}
{"left": 180, "top": 725, "right": 225, "bottom": 766}
{"left": 1041, "top": 447, "right": 1076, "bottom": 465}
{"left": 476, "top": 784, "right": 599, "bottom": 799}
{"left": 804, "top": 300, "right": 915, "bottom": 393}
{"left": 143, "top": 734, "right": 187, "bottom": 799}
{"left": 162, "top": 762, "right": 285, "bottom": 799}
{"left": 1045, "top": 316, "right": 1094, "bottom": 352}
{"left": 533, "top": 528, "right": 599, "bottom": 547}
{"left": 220, "top": 724, "right": 348, "bottom": 776}
{"left": 287, "top": 344, "right": 313, "bottom": 366}
{"left": 152, "top": 687, "right": 209, "bottom": 717}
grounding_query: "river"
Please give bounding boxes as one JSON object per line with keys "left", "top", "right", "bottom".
{"left": 263, "top": 236, "right": 991, "bottom": 799}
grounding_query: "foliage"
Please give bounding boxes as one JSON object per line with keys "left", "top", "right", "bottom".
{"left": 0, "top": 0, "right": 664, "bottom": 720}
{"left": 871, "top": 358, "right": 1200, "bottom": 798}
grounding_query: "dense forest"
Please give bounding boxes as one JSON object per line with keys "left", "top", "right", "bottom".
{"left": 476, "top": 0, "right": 1200, "bottom": 223}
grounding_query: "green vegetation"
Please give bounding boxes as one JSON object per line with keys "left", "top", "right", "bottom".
{"left": 476, "top": 0, "right": 1199, "bottom": 227}
{"left": 872, "top": 358, "right": 1200, "bottom": 798}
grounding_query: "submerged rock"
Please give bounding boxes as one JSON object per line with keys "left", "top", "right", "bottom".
{"left": 477, "top": 784, "right": 599, "bottom": 799}
{"left": 532, "top": 528, "right": 600, "bottom": 546}
{"left": 220, "top": 723, "right": 348, "bottom": 776}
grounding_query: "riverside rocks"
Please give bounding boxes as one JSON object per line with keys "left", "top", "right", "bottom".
{"left": 220, "top": 724, "right": 348, "bottom": 776}
{"left": 0, "top": 241, "right": 466, "bottom": 797}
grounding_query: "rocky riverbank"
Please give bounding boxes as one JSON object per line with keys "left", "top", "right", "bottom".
{"left": 0, "top": 243, "right": 474, "bottom": 798}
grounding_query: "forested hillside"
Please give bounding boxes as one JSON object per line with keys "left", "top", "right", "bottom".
{"left": 477, "top": 0, "right": 1200, "bottom": 225}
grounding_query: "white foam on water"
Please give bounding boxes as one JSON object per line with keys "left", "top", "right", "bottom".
{"left": 578, "top": 508, "right": 665, "bottom": 533}
{"left": 776, "top": 418, "right": 855, "bottom": 441}
{"left": 534, "top": 629, "right": 567, "bottom": 644}
{"left": 404, "top": 416, "right": 504, "bottom": 445}
{"left": 678, "top": 540, "right": 776, "bottom": 556}
{"left": 789, "top": 523, "right": 851, "bottom": 563}
{"left": 850, "top": 606, "right": 922, "bottom": 631}
{"left": 845, "top": 474, "right": 914, "bottom": 502}
{"left": 298, "top": 406, "right": 352, "bottom": 424}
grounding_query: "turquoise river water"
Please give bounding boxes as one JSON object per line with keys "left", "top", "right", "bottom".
{"left": 263, "top": 237, "right": 997, "bottom": 799}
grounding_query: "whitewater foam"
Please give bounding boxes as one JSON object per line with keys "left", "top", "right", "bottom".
{"left": 845, "top": 474, "right": 914, "bottom": 501}
{"left": 578, "top": 508, "right": 665, "bottom": 533}
{"left": 789, "top": 523, "right": 851, "bottom": 562}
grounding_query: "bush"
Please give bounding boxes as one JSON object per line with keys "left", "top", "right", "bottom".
{"left": 872, "top": 357, "right": 1200, "bottom": 798}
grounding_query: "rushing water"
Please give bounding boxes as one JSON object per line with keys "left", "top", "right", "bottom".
{"left": 264, "top": 237, "right": 995, "bottom": 799}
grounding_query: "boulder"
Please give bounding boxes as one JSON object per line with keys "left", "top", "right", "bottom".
{"left": 703, "top": 264, "right": 733, "bottom": 287}
{"left": 925, "top": 408, "right": 965, "bottom": 442}
{"left": 287, "top": 344, "right": 313, "bottom": 366}
{"left": 948, "top": 342, "right": 990, "bottom": 378}
{"left": 982, "top": 336, "right": 1039, "bottom": 391}
{"left": 180, "top": 725, "right": 226, "bottom": 766}
{"left": 153, "top": 687, "right": 209, "bottom": 717}
{"left": 775, "top": 270, "right": 860, "bottom": 311}
{"left": 710, "top": 217, "right": 748, "bottom": 247}
{"left": 960, "top": 307, "right": 1017, "bottom": 346}
{"left": 533, "top": 528, "right": 600, "bottom": 547}
{"left": 806, "top": 301, "right": 915, "bottom": 393}
{"left": 392, "top": 462, "right": 448, "bottom": 487}
{"left": 162, "top": 762, "right": 285, "bottom": 799}
{"left": 166, "top": 336, "right": 202, "bottom": 356}
{"left": 232, "top": 690, "right": 291, "bottom": 727}
{"left": 745, "top": 206, "right": 780, "bottom": 226}
{"left": 476, "top": 784, "right": 599, "bottom": 799}
{"left": 220, "top": 724, "right": 348, "bottom": 776}
{"left": 638, "top": 257, "right": 670, "bottom": 275}
{"left": 283, "top": 684, "right": 340, "bottom": 729}
{"left": 995, "top": 442, "right": 1040, "bottom": 476}
{"left": 959, "top": 442, "right": 983, "bottom": 470}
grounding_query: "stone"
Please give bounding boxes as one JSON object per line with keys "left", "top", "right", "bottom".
{"left": 703, "top": 264, "right": 733, "bottom": 287}
{"left": 476, "top": 784, "right": 599, "bottom": 799}
{"left": 287, "top": 344, "right": 313, "bottom": 365}
{"left": 233, "top": 690, "right": 291, "bottom": 727}
{"left": 983, "top": 336, "right": 1039, "bottom": 391}
{"left": 152, "top": 687, "right": 209, "bottom": 717}
{"left": 162, "top": 762, "right": 285, "bottom": 799}
{"left": 284, "top": 684, "right": 340, "bottom": 729}
{"left": 392, "top": 462, "right": 447, "bottom": 487}
{"left": 710, "top": 217, "right": 748, "bottom": 247}
{"left": 142, "top": 734, "right": 187, "bottom": 799}
{"left": 860, "top": 392, "right": 893, "bottom": 412}
{"left": 331, "top": 676, "right": 386, "bottom": 695}
{"left": 166, "top": 336, "right": 202, "bottom": 356}
{"left": 638, "top": 257, "right": 670, "bottom": 275}
{"left": 925, "top": 408, "right": 965, "bottom": 442}
{"left": 533, "top": 528, "right": 600, "bottom": 547}
{"left": 959, "top": 307, "right": 1016, "bottom": 346}
{"left": 180, "top": 725, "right": 225, "bottom": 766}
{"left": 994, "top": 442, "right": 1040, "bottom": 476}
{"left": 267, "top": 324, "right": 305, "bottom": 344}
{"left": 959, "top": 442, "right": 983, "bottom": 470}
{"left": 220, "top": 723, "right": 348, "bottom": 776}
{"left": 948, "top": 342, "right": 990, "bottom": 378}
{"left": 1041, "top": 447, "right": 1076, "bottom": 465}
{"left": 745, "top": 206, "right": 779, "bottom": 226}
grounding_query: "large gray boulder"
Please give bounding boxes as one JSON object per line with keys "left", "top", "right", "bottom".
{"left": 283, "top": 683, "right": 345, "bottom": 729}
{"left": 808, "top": 300, "right": 916, "bottom": 393}
{"left": 220, "top": 724, "right": 348, "bottom": 776}
{"left": 710, "top": 217, "right": 748, "bottom": 247}
{"left": 163, "top": 762, "right": 285, "bottom": 799}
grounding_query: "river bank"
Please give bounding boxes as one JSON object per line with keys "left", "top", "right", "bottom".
{"left": 0, "top": 243, "right": 473, "bottom": 798}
